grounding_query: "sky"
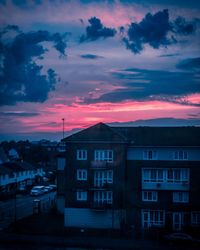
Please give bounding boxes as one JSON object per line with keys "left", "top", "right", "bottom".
{"left": 0, "top": 0, "right": 200, "bottom": 141}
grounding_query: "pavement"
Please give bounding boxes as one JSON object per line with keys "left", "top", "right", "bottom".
{"left": 0, "top": 212, "right": 195, "bottom": 250}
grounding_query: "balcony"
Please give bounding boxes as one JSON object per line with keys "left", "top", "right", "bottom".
{"left": 90, "top": 201, "right": 112, "bottom": 211}
{"left": 91, "top": 161, "right": 114, "bottom": 169}
{"left": 142, "top": 181, "right": 190, "bottom": 191}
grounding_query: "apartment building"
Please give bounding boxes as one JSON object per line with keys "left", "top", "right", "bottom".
{"left": 57, "top": 123, "right": 200, "bottom": 235}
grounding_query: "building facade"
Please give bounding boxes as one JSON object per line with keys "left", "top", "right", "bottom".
{"left": 57, "top": 123, "right": 200, "bottom": 236}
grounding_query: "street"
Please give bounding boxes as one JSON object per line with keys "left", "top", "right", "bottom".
{"left": 0, "top": 191, "right": 56, "bottom": 229}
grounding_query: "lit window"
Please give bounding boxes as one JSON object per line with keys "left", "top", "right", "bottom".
{"left": 143, "top": 150, "right": 157, "bottom": 160}
{"left": 173, "top": 192, "right": 189, "bottom": 203}
{"left": 142, "top": 191, "right": 158, "bottom": 202}
{"left": 77, "top": 191, "right": 87, "bottom": 201}
{"left": 77, "top": 150, "right": 87, "bottom": 160}
{"left": 174, "top": 151, "right": 188, "bottom": 160}
{"left": 94, "top": 150, "right": 113, "bottom": 162}
{"left": 77, "top": 169, "right": 87, "bottom": 181}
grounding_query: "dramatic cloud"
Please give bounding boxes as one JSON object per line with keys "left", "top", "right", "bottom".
{"left": 123, "top": 9, "right": 172, "bottom": 54}
{"left": 80, "top": 17, "right": 116, "bottom": 42}
{"left": 0, "top": 27, "right": 67, "bottom": 106}
{"left": 123, "top": 9, "right": 198, "bottom": 54}
{"left": 80, "top": 54, "right": 104, "bottom": 59}
{"left": 84, "top": 67, "right": 200, "bottom": 106}
{"left": 176, "top": 57, "right": 200, "bottom": 71}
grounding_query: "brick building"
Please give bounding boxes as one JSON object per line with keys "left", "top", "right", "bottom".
{"left": 57, "top": 123, "right": 200, "bottom": 235}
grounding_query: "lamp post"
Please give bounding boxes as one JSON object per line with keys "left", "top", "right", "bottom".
{"left": 14, "top": 178, "right": 17, "bottom": 223}
{"left": 62, "top": 118, "right": 65, "bottom": 140}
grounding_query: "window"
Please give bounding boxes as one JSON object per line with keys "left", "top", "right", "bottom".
{"left": 142, "top": 168, "right": 189, "bottom": 184}
{"left": 94, "top": 170, "right": 113, "bottom": 187}
{"left": 142, "top": 169, "right": 164, "bottom": 182}
{"left": 191, "top": 212, "right": 200, "bottom": 225}
{"left": 77, "top": 150, "right": 87, "bottom": 160}
{"left": 174, "top": 151, "right": 188, "bottom": 160}
{"left": 77, "top": 169, "right": 87, "bottom": 181}
{"left": 142, "top": 210, "right": 165, "bottom": 228}
{"left": 94, "top": 191, "right": 113, "bottom": 204}
{"left": 94, "top": 150, "right": 113, "bottom": 162}
{"left": 77, "top": 191, "right": 87, "bottom": 201}
{"left": 173, "top": 192, "right": 189, "bottom": 203}
{"left": 142, "top": 191, "right": 158, "bottom": 202}
{"left": 57, "top": 157, "right": 66, "bottom": 170}
{"left": 167, "top": 169, "right": 189, "bottom": 183}
{"left": 143, "top": 150, "right": 157, "bottom": 160}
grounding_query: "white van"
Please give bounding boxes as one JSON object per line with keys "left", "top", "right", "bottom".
{"left": 30, "top": 186, "right": 45, "bottom": 196}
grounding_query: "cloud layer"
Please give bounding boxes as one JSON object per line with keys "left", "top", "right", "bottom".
{"left": 84, "top": 62, "right": 200, "bottom": 106}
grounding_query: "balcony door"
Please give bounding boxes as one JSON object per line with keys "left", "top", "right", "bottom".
{"left": 173, "top": 212, "right": 182, "bottom": 231}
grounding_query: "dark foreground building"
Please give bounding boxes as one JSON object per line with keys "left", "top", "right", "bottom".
{"left": 57, "top": 123, "right": 200, "bottom": 236}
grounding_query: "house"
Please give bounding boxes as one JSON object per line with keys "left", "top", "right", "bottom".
{"left": 0, "top": 161, "right": 44, "bottom": 196}
{"left": 57, "top": 122, "right": 200, "bottom": 236}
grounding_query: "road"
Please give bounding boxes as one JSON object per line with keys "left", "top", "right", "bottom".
{"left": 0, "top": 191, "right": 56, "bottom": 229}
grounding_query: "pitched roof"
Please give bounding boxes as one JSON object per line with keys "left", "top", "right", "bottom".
{"left": 63, "top": 122, "right": 200, "bottom": 146}
{"left": 112, "top": 126, "right": 200, "bottom": 146}
{"left": 63, "top": 122, "right": 126, "bottom": 143}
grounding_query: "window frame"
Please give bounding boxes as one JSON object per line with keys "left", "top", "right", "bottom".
{"left": 94, "top": 190, "right": 113, "bottom": 204}
{"left": 142, "top": 210, "right": 165, "bottom": 228}
{"left": 191, "top": 212, "right": 200, "bottom": 225}
{"left": 174, "top": 151, "right": 188, "bottom": 160}
{"left": 77, "top": 169, "right": 87, "bottom": 181}
{"left": 142, "top": 168, "right": 189, "bottom": 184}
{"left": 76, "top": 190, "right": 87, "bottom": 201}
{"left": 77, "top": 149, "right": 87, "bottom": 160}
{"left": 173, "top": 191, "right": 189, "bottom": 203}
{"left": 94, "top": 170, "right": 113, "bottom": 187}
{"left": 143, "top": 150, "right": 158, "bottom": 160}
{"left": 94, "top": 150, "right": 113, "bottom": 162}
{"left": 142, "top": 191, "right": 158, "bottom": 202}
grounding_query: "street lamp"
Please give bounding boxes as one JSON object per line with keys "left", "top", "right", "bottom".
{"left": 62, "top": 118, "right": 65, "bottom": 139}
{"left": 14, "top": 178, "right": 17, "bottom": 223}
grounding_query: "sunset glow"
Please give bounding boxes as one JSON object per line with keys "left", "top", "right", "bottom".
{"left": 0, "top": 0, "right": 200, "bottom": 141}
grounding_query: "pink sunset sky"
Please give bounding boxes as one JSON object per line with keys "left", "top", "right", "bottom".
{"left": 0, "top": 0, "right": 200, "bottom": 141}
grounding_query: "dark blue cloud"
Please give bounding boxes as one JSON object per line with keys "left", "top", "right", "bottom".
{"left": 123, "top": 9, "right": 198, "bottom": 54}
{"left": 80, "top": 54, "right": 104, "bottom": 59}
{"left": 173, "top": 16, "right": 196, "bottom": 35}
{"left": 0, "top": 112, "right": 39, "bottom": 117}
{"left": 176, "top": 57, "right": 200, "bottom": 71}
{"left": 0, "top": 27, "right": 67, "bottom": 106}
{"left": 80, "top": 17, "right": 116, "bottom": 42}
{"left": 84, "top": 67, "right": 200, "bottom": 106}
{"left": 123, "top": 9, "right": 172, "bottom": 54}
{"left": 159, "top": 53, "right": 180, "bottom": 57}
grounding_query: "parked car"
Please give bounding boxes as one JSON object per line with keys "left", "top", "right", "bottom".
{"left": 43, "top": 186, "right": 52, "bottom": 193}
{"left": 49, "top": 184, "right": 57, "bottom": 191}
{"left": 30, "top": 186, "right": 45, "bottom": 196}
{"left": 164, "top": 233, "right": 200, "bottom": 247}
